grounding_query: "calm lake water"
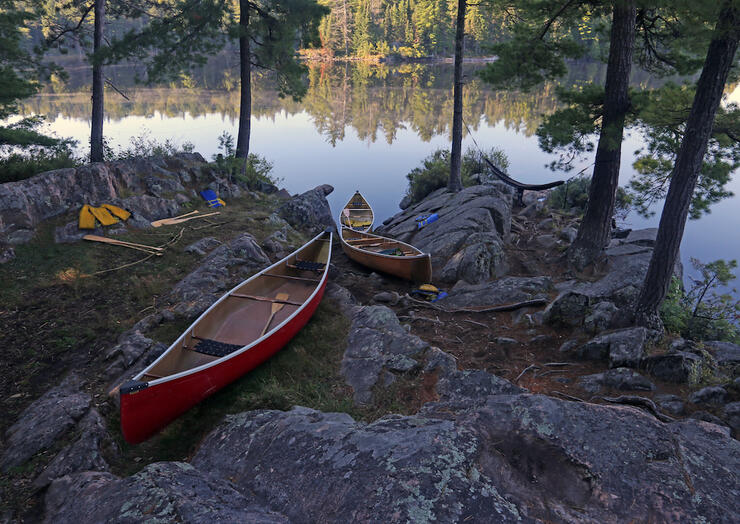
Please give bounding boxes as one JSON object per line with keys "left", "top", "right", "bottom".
{"left": 18, "top": 60, "right": 740, "bottom": 289}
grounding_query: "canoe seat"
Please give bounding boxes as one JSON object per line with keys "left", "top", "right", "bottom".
{"left": 192, "top": 337, "right": 243, "bottom": 358}
{"left": 288, "top": 259, "right": 325, "bottom": 272}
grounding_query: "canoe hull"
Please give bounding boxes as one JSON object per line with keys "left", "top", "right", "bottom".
{"left": 339, "top": 229, "right": 432, "bottom": 282}
{"left": 340, "top": 242, "right": 432, "bottom": 282}
{"left": 339, "top": 191, "right": 374, "bottom": 232}
{"left": 120, "top": 278, "right": 326, "bottom": 444}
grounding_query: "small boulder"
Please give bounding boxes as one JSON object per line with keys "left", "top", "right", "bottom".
{"left": 577, "top": 368, "right": 655, "bottom": 394}
{"left": 544, "top": 290, "right": 590, "bottom": 327}
{"left": 399, "top": 194, "right": 413, "bottom": 210}
{"left": 33, "top": 408, "right": 112, "bottom": 489}
{"left": 278, "top": 184, "right": 334, "bottom": 234}
{"left": 583, "top": 301, "right": 618, "bottom": 334}
{"left": 689, "top": 386, "right": 727, "bottom": 406}
{"left": 655, "top": 394, "right": 685, "bottom": 416}
{"left": 325, "top": 282, "right": 358, "bottom": 318}
{"left": 518, "top": 200, "right": 544, "bottom": 218}
{"left": 624, "top": 228, "right": 658, "bottom": 246}
{"left": 44, "top": 463, "right": 287, "bottom": 523}
{"left": 724, "top": 402, "right": 740, "bottom": 434}
{"left": 1, "top": 375, "right": 90, "bottom": 472}
{"left": 373, "top": 291, "right": 400, "bottom": 305}
{"left": 559, "top": 339, "right": 580, "bottom": 353}
{"left": 643, "top": 351, "right": 703, "bottom": 383}
{"left": 576, "top": 327, "right": 649, "bottom": 368}
{"left": 493, "top": 337, "right": 519, "bottom": 346}
{"left": 690, "top": 411, "right": 728, "bottom": 429}
{"left": 432, "top": 369, "right": 523, "bottom": 408}
{"left": 7, "top": 229, "right": 35, "bottom": 244}
{"left": 119, "top": 195, "right": 181, "bottom": 229}
{"left": 559, "top": 226, "right": 577, "bottom": 243}
{"left": 54, "top": 222, "right": 102, "bottom": 244}
{"left": 703, "top": 341, "right": 740, "bottom": 368}
{"left": 534, "top": 234, "right": 558, "bottom": 249}
{"left": 261, "top": 229, "right": 290, "bottom": 258}
{"left": 104, "top": 331, "right": 164, "bottom": 380}
{"left": 184, "top": 237, "right": 222, "bottom": 256}
{"left": 341, "top": 306, "right": 428, "bottom": 405}
{"left": 446, "top": 276, "right": 551, "bottom": 308}
{"left": 166, "top": 233, "right": 270, "bottom": 317}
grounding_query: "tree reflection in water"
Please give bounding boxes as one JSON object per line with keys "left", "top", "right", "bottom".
{"left": 20, "top": 58, "right": 665, "bottom": 147}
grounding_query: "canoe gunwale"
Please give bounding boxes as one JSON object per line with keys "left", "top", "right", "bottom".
{"left": 128, "top": 229, "right": 333, "bottom": 390}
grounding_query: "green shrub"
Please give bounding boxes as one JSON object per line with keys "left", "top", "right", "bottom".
{"left": 113, "top": 130, "right": 195, "bottom": 160}
{"left": 0, "top": 148, "right": 79, "bottom": 183}
{"left": 404, "top": 147, "right": 510, "bottom": 206}
{"left": 547, "top": 174, "right": 632, "bottom": 216}
{"left": 0, "top": 116, "right": 79, "bottom": 183}
{"left": 211, "top": 132, "right": 280, "bottom": 190}
{"left": 659, "top": 259, "right": 740, "bottom": 343}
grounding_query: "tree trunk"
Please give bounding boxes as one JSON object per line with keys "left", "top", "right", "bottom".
{"left": 567, "top": 0, "right": 636, "bottom": 269}
{"left": 90, "top": 0, "right": 105, "bottom": 163}
{"left": 448, "top": 0, "right": 466, "bottom": 192}
{"left": 236, "top": 0, "right": 251, "bottom": 162}
{"left": 634, "top": 3, "right": 739, "bottom": 329}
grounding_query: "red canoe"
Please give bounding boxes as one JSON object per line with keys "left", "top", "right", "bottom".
{"left": 119, "top": 228, "right": 333, "bottom": 443}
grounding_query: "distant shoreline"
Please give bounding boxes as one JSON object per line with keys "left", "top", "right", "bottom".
{"left": 299, "top": 54, "right": 497, "bottom": 65}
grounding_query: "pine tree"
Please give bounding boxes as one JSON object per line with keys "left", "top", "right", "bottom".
{"left": 104, "top": 0, "right": 327, "bottom": 165}
{"left": 448, "top": 0, "right": 466, "bottom": 192}
{"left": 479, "top": 1, "right": 730, "bottom": 270}
{"left": 634, "top": 1, "right": 740, "bottom": 329}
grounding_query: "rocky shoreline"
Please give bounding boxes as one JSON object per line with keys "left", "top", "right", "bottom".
{"left": 1, "top": 155, "right": 739, "bottom": 522}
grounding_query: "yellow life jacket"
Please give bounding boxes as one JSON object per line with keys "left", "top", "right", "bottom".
{"left": 78, "top": 204, "right": 131, "bottom": 229}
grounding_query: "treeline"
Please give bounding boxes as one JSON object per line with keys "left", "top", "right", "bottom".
{"left": 24, "top": 60, "right": 670, "bottom": 146}
{"left": 313, "top": 0, "right": 604, "bottom": 58}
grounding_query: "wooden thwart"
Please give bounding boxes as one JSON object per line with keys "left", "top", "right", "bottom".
{"left": 230, "top": 293, "right": 303, "bottom": 306}
{"left": 347, "top": 238, "right": 381, "bottom": 244}
{"left": 263, "top": 273, "right": 321, "bottom": 282}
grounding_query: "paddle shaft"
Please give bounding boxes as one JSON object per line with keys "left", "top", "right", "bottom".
{"left": 151, "top": 210, "right": 198, "bottom": 227}
{"left": 83, "top": 235, "right": 164, "bottom": 253}
{"left": 261, "top": 293, "right": 290, "bottom": 336}
{"left": 159, "top": 212, "right": 220, "bottom": 226}
{"left": 83, "top": 236, "right": 162, "bottom": 256}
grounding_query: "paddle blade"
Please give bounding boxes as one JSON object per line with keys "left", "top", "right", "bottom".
{"left": 261, "top": 293, "right": 291, "bottom": 336}
{"left": 272, "top": 293, "right": 290, "bottom": 313}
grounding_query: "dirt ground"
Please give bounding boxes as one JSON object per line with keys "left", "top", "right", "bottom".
{"left": 331, "top": 211, "right": 695, "bottom": 413}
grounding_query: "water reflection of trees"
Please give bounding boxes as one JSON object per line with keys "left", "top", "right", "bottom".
{"left": 19, "top": 61, "right": 665, "bottom": 144}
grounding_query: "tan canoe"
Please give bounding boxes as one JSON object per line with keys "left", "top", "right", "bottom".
{"left": 339, "top": 226, "right": 432, "bottom": 283}
{"left": 339, "top": 191, "right": 374, "bottom": 232}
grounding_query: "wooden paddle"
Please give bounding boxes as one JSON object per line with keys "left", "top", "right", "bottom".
{"left": 261, "top": 292, "right": 290, "bottom": 336}
{"left": 83, "top": 235, "right": 163, "bottom": 255}
{"left": 151, "top": 210, "right": 198, "bottom": 227}
{"left": 160, "top": 212, "right": 220, "bottom": 226}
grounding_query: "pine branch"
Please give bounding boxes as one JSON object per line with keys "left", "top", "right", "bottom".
{"left": 45, "top": 2, "right": 95, "bottom": 46}
{"left": 537, "top": 0, "right": 577, "bottom": 41}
